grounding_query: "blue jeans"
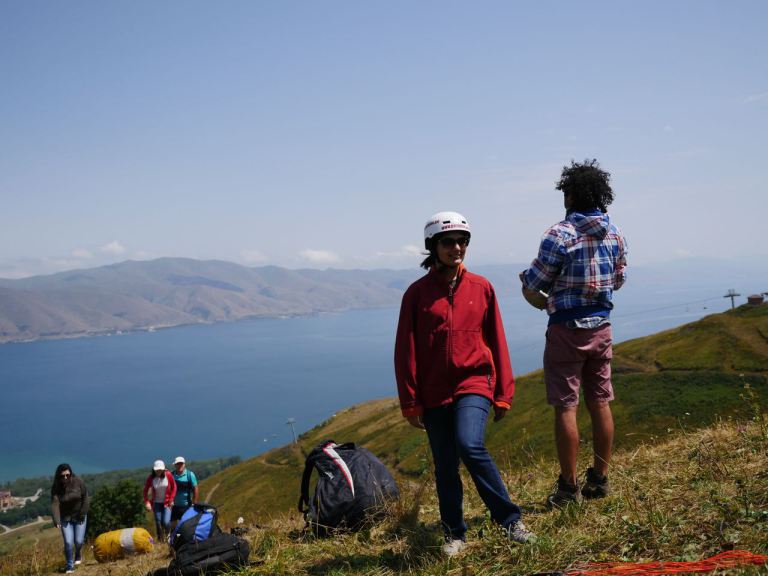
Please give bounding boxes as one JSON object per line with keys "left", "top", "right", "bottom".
{"left": 60, "top": 517, "right": 87, "bottom": 570}
{"left": 423, "top": 394, "right": 521, "bottom": 539}
{"left": 153, "top": 502, "right": 172, "bottom": 539}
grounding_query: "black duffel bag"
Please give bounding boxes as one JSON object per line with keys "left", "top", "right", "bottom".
{"left": 169, "top": 532, "right": 250, "bottom": 576}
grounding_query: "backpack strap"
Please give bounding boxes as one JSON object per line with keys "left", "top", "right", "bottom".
{"left": 185, "top": 472, "right": 194, "bottom": 506}
{"left": 297, "top": 440, "right": 336, "bottom": 513}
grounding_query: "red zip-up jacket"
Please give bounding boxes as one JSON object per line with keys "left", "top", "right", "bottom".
{"left": 143, "top": 470, "right": 177, "bottom": 507}
{"left": 394, "top": 266, "right": 515, "bottom": 417}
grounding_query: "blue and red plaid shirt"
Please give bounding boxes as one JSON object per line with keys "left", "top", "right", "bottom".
{"left": 522, "top": 210, "right": 628, "bottom": 324}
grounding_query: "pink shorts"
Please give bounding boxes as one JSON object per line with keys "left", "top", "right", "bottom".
{"left": 543, "top": 323, "right": 614, "bottom": 407}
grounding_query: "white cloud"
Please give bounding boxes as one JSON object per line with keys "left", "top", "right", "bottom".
{"left": 299, "top": 249, "right": 342, "bottom": 265}
{"left": 100, "top": 241, "right": 126, "bottom": 255}
{"left": 744, "top": 92, "right": 768, "bottom": 104}
{"left": 240, "top": 249, "right": 268, "bottom": 264}
{"left": 675, "top": 248, "right": 692, "bottom": 258}
{"left": 663, "top": 124, "right": 673, "bottom": 133}
{"left": 371, "top": 244, "right": 423, "bottom": 260}
{"left": 71, "top": 248, "right": 93, "bottom": 259}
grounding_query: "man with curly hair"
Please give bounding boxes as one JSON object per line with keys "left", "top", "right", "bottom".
{"left": 520, "top": 159, "right": 628, "bottom": 508}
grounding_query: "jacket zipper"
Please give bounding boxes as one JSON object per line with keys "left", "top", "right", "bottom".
{"left": 447, "top": 283, "right": 454, "bottom": 370}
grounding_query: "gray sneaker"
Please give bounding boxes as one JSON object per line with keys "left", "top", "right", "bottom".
{"left": 581, "top": 467, "right": 609, "bottom": 499}
{"left": 441, "top": 537, "right": 467, "bottom": 557}
{"left": 546, "top": 475, "right": 582, "bottom": 509}
{"left": 506, "top": 520, "right": 536, "bottom": 544}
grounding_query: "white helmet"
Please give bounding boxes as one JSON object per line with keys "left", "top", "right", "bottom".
{"left": 424, "top": 211, "right": 471, "bottom": 249}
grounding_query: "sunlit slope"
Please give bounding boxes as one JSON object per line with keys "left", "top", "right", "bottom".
{"left": 202, "top": 305, "right": 768, "bottom": 524}
{"left": 613, "top": 303, "right": 768, "bottom": 373}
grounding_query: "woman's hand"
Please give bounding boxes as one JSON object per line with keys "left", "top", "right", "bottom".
{"left": 493, "top": 406, "right": 508, "bottom": 422}
{"left": 145, "top": 502, "right": 152, "bottom": 511}
{"left": 406, "top": 415, "right": 425, "bottom": 429}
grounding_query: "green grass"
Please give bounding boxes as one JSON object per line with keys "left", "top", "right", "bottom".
{"left": 9, "top": 414, "right": 764, "bottom": 575}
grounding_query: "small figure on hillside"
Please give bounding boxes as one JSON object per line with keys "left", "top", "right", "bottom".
{"left": 170, "top": 456, "right": 199, "bottom": 526}
{"left": 143, "top": 459, "right": 177, "bottom": 542}
{"left": 520, "top": 159, "right": 628, "bottom": 508}
{"left": 395, "top": 211, "right": 535, "bottom": 556}
{"left": 51, "top": 463, "right": 90, "bottom": 573}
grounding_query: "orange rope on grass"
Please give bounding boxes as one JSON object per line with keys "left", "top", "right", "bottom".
{"left": 566, "top": 550, "right": 768, "bottom": 576}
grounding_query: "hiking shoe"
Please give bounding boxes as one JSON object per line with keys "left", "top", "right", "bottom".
{"left": 441, "top": 537, "right": 467, "bottom": 557}
{"left": 581, "top": 467, "right": 610, "bottom": 499}
{"left": 546, "top": 475, "right": 581, "bottom": 509}
{"left": 506, "top": 520, "right": 537, "bottom": 544}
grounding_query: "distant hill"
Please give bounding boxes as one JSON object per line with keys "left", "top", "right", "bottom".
{"left": 2, "top": 255, "right": 765, "bottom": 345}
{"left": 0, "top": 258, "right": 421, "bottom": 343}
{"left": 199, "top": 304, "right": 768, "bottom": 525}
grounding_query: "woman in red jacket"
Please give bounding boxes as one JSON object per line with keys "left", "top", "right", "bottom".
{"left": 394, "top": 211, "right": 534, "bottom": 556}
{"left": 142, "top": 459, "right": 177, "bottom": 542}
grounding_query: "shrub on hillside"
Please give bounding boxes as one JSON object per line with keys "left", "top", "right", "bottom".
{"left": 87, "top": 479, "right": 144, "bottom": 537}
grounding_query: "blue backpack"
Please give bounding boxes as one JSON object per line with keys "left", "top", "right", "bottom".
{"left": 170, "top": 503, "right": 219, "bottom": 549}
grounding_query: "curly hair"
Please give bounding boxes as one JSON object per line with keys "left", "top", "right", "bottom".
{"left": 556, "top": 159, "right": 614, "bottom": 212}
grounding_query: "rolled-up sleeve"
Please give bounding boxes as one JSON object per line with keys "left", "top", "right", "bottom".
{"left": 522, "top": 229, "right": 564, "bottom": 293}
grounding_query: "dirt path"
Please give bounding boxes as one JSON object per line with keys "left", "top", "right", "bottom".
{"left": 204, "top": 482, "right": 221, "bottom": 503}
{"left": 0, "top": 516, "right": 47, "bottom": 535}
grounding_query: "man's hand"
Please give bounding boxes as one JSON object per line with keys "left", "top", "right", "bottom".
{"left": 406, "top": 415, "right": 425, "bottom": 429}
{"left": 493, "top": 406, "right": 508, "bottom": 422}
{"left": 521, "top": 286, "right": 548, "bottom": 310}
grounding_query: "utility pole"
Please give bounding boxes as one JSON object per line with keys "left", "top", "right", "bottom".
{"left": 286, "top": 418, "right": 297, "bottom": 444}
{"left": 723, "top": 289, "right": 741, "bottom": 309}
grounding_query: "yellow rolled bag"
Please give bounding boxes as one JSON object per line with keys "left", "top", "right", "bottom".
{"left": 93, "top": 527, "right": 154, "bottom": 562}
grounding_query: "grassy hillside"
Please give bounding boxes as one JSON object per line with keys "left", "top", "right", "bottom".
{"left": 4, "top": 413, "right": 766, "bottom": 575}
{"left": 203, "top": 305, "right": 767, "bottom": 525}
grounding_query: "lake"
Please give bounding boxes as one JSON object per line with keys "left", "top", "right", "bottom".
{"left": 0, "top": 273, "right": 741, "bottom": 483}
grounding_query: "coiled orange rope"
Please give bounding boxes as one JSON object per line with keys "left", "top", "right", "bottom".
{"left": 566, "top": 550, "right": 768, "bottom": 575}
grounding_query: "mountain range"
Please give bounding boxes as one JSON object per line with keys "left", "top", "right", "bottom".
{"left": 1, "top": 255, "right": 765, "bottom": 344}
{"left": 0, "top": 258, "right": 420, "bottom": 344}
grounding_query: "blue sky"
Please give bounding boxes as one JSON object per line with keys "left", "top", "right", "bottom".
{"left": 1, "top": 1, "right": 766, "bottom": 278}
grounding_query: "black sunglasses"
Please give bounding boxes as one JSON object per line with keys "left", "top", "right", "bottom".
{"left": 438, "top": 236, "right": 470, "bottom": 248}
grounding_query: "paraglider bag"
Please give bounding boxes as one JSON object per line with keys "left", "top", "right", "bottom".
{"left": 167, "top": 503, "right": 250, "bottom": 575}
{"left": 298, "top": 440, "right": 399, "bottom": 534}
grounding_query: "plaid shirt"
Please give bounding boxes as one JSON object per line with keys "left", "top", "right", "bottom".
{"left": 522, "top": 210, "right": 627, "bottom": 317}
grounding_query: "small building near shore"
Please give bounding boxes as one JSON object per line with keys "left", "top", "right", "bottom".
{"left": 0, "top": 490, "right": 11, "bottom": 510}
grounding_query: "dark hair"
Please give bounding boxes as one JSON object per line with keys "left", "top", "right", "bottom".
{"left": 51, "top": 463, "right": 73, "bottom": 496}
{"left": 556, "top": 159, "right": 614, "bottom": 212}
{"left": 420, "top": 242, "right": 438, "bottom": 270}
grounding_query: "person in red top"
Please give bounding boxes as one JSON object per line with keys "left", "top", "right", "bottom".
{"left": 142, "top": 459, "right": 177, "bottom": 542}
{"left": 394, "top": 211, "right": 535, "bottom": 556}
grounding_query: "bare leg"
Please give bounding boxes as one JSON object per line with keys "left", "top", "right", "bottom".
{"left": 554, "top": 406, "right": 579, "bottom": 485}
{"left": 585, "top": 399, "right": 614, "bottom": 476}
